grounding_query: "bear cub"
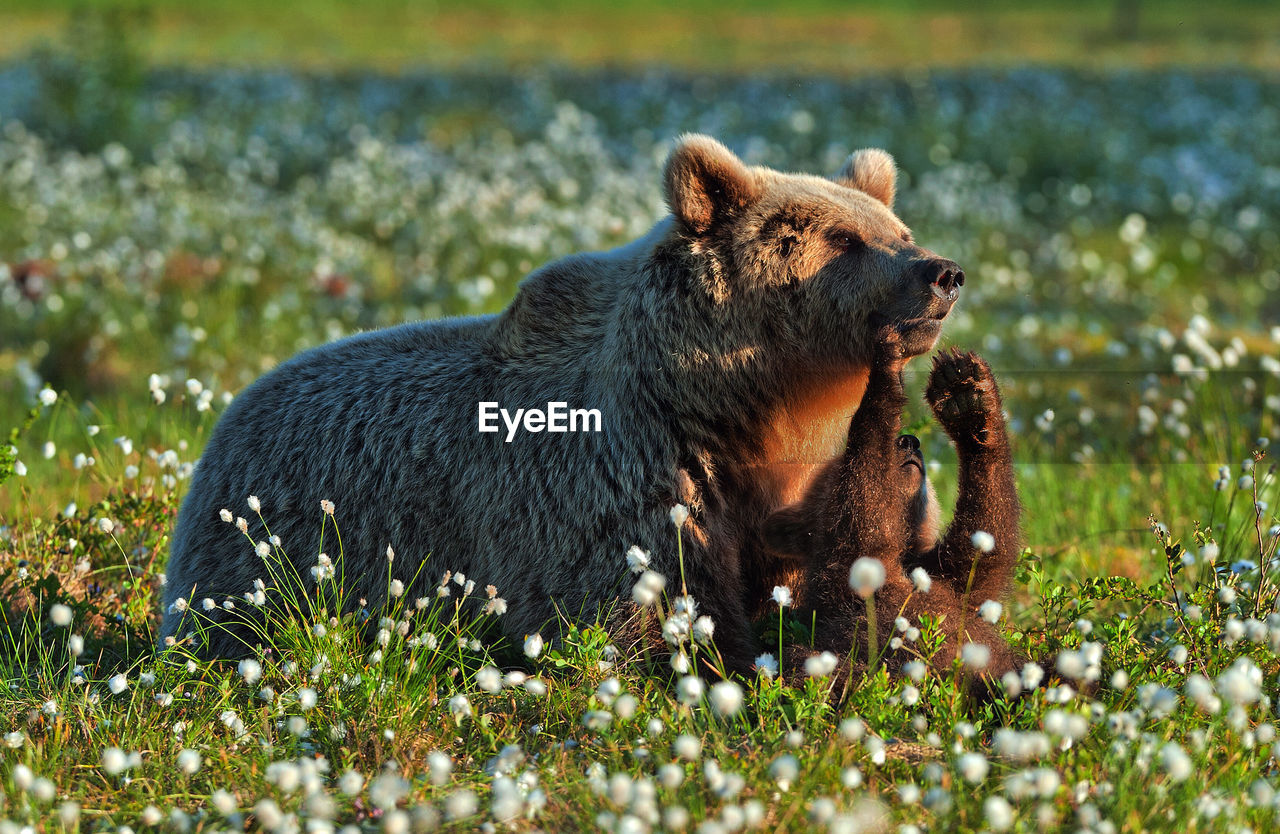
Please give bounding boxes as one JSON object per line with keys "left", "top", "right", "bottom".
{"left": 764, "top": 322, "right": 1022, "bottom": 686}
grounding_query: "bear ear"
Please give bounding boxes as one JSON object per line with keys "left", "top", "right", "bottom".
{"left": 762, "top": 505, "right": 812, "bottom": 561}
{"left": 664, "top": 134, "right": 760, "bottom": 235}
{"left": 834, "top": 148, "right": 897, "bottom": 208}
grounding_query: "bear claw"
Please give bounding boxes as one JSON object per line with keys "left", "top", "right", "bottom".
{"left": 925, "top": 350, "right": 1002, "bottom": 441}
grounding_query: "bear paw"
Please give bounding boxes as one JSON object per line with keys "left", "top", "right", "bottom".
{"left": 925, "top": 349, "right": 1003, "bottom": 444}
{"left": 872, "top": 323, "right": 910, "bottom": 371}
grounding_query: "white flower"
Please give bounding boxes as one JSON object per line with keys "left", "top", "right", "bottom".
{"left": 755, "top": 653, "right": 779, "bottom": 678}
{"left": 910, "top": 567, "right": 932, "bottom": 592}
{"left": 971, "top": 531, "right": 996, "bottom": 553}
{"left": 389, "top": 579, "right": 405, "bottom": 598}
{"left": 177, "top": 749, "right": 201, "bottom": 775}
{"left": 4, "top": 731, "right": 24, "bottom": 748}
{"left": 957, "top": 752, "right": 989, "bottom": 783}
{"left": 669, "top": 504, "right": 690, "bottom": 528}
{"left": 673, "top": 734, "right": 702, "bottom": 761}
{"left": 238, "top": 659, "right": 262, "bottom": 685}
{"left": 298, "top": 688, "right": 318, "bottom": 710}
{"left": 771, "top": 585, "right": 792, "bottom": 608}
{"left": 448, "top": 694, "right": 472, "bottom": 718}
{"left": 320, "top": 499, "right": 335, "bottom": 515}
{"left": 49, "top": 604, "right": 73, "bottom": 627}
{"left": 692, "top": 615, "right": 716, "bottom": 644}
{"left": 984, "top": 796, "right": 1014, "bottom": 832}
{"left": 804, "top": 651, "right": 838, "bottom": 678}
{"left": 632, "top": 570, "right": 666, "bottom": 607}
{"left": 247, "top": 495, "right": 261, "bottom": 512}
{"left": 12, "top": 460, "right": 26, "bottom": 477}
{"left": 979, "top": 600, "right": 1003, "bottom": 624}
{"left": 219, "top": 508, "right": 233, "bottom": 523}
{"left": 709, "top": 681, "right": 743, "bottom": 717}
{"left": 108, "top": 674, "right": 128, "bottom": 695}
{"left": 97, "top": 517, "right": 115, "bottom": 535}
{"left": 961, "top": 643, "right": 991, "bottom": 671}
{"left": 769, "top": 754, "right": 799, "bottom": 791}
{"left": 523, "top": 632, "right": 544, "bottom": 659}
{"left": 38, "top": 387, "right": 57, "bottom": 406}
{"left": 676, "top": 675, "right": 704, "bottom": 706}
{"left": 102, "top": 747, "right": 129, "bottom": 774}
{"left": 1055, "top": 648, "right": 1091, "bottom": 680}
{"left": 849, "top": 558, "right": 886, "bottom": 599}
{"left": 625, "top": 545, "right": 650, "bottom": 573}
{"left": 476, "top": 667, "right": 502, "bottom": 693}
{"left": 1160, "top": 743, "right": 1193, "bottom": 782}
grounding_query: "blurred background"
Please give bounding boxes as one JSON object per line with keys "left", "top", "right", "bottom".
{"left": 0, "top": 1, "right": 1277, "bottom": 582}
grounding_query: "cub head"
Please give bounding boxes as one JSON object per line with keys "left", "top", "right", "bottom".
{"left": 663, "top": 134, "right": 964, "bottom": 367}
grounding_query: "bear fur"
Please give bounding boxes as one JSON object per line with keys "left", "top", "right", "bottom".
{"left": 764, "top": 325, "right": 1022, "bottom": 684}
{"left": 159, "top": 135, "right": 966, "bottom": 672}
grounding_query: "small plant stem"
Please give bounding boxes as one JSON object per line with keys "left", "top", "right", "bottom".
{"left": 676, "top": 526, "right": 688, "bottom": 598}
{"left": 864, "top": 595, "right": 878, "bottom": 672}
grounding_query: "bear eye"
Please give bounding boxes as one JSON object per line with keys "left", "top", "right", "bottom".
{"left": 778, "top": 235, "right": 798, "bottom": 258}
{"left": 831, "top": 232, "right": 864, "bottom": 253}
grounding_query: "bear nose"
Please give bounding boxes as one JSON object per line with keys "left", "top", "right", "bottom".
{"left": 896, "top": 434, "right": 920, "bottom": 452}
{"left": 926, "top": 258, "right": 965, "bottom": 300}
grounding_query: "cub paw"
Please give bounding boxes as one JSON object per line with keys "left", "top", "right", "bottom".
{"left": 872, "top": 323, "right": 908, "bottom": 370}
{"left": 925, "top": 349, "right": 1003, "bottom": 443}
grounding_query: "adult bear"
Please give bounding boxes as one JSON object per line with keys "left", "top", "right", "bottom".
{"left": 159, "top": 134, "right": 965, "bottom": 671}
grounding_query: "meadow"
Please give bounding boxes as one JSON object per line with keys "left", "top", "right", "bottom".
{"left": 2, "top": 10, "right": 1280, "bottom": 833}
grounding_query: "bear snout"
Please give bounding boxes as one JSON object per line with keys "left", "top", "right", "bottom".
{"left": 922, "top": 257, "right": 965, "bottom": 300}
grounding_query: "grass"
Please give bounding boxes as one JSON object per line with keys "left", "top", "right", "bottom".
{"left": 1, "top": 1, "right": 1280, "bottom": 71}
{"left": 2, "top": 13, "right": 1280, "bottom": 833}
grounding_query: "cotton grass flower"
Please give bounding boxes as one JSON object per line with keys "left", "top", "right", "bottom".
{"left": 625, "top": 545, "right": 650, "bottom": 573}
{"left": 101, "top": 747, "right": 130, "bottom": 775}
{"left": 910, "top": 567, "right": 932, "bottom": 592}
{"left": 754, "top": 652, "right": 779, "bottom": 678}
{"left": 523, "top": 632, "right": 544, "bottom": 658}
{"left": 49, "top": 603, "right": 73, "bottom": 627}
{"left": 971, "top": 530, "right": 996, "bottom": 553}
{"left": 107, "top": 674, "right": 129, "bottom": 695}
{"left": 769, "top": 754, "right": 799, "bottom": 791}
{"left": 709, "top": 681, "right": 744, "bottom": 717}
{"left": 476, "top": 666, "right": 502, "bottom": 693}
{"left": 239, "top": 658, "right": 262, "bottom": 685}
{"left": 632, "top": 570, "right": 666, "bottom": 607}
{"left": 961, "top": 642, "right": 991, "bottom": 671}
{"left": 676, "top": 675, "right": 704, "bottom": 706}
{"left": 1160, "top": 743, "right": 1193, "bottom": 782}
{"left": 804, "top": 651, "right": 838, "bottom": 678}
{"left": 669, "top": 504, "right": 689, "bottom": 527}
{"left": 771, "top": 585, "right": 792, "bottom": 607}
{"left": 177, "top": 749, "right": 201, "bottom": 775}
{"left": 448, "top": 694, "right": 472, "bottom": 719}
{"left": 849, "top": 558, "right": 886, "bottom": 599}
{"left": 978, "top": 600, "right": 1003, "bottom": 623}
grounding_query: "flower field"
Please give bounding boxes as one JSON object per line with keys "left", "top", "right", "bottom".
{"left": 1, "top": 26, "right": 1280, "bottom": 834}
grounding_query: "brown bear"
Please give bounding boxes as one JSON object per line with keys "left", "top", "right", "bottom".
{"left": 158, "top": 134, "right": 966, "bottom": 672}
{"left": 764, "top": 324, "right": 1021, "bottom": 685}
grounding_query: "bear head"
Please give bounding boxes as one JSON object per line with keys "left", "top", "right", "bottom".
{"left": 663, "top": 134, "right": 964, "bottom": 367}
